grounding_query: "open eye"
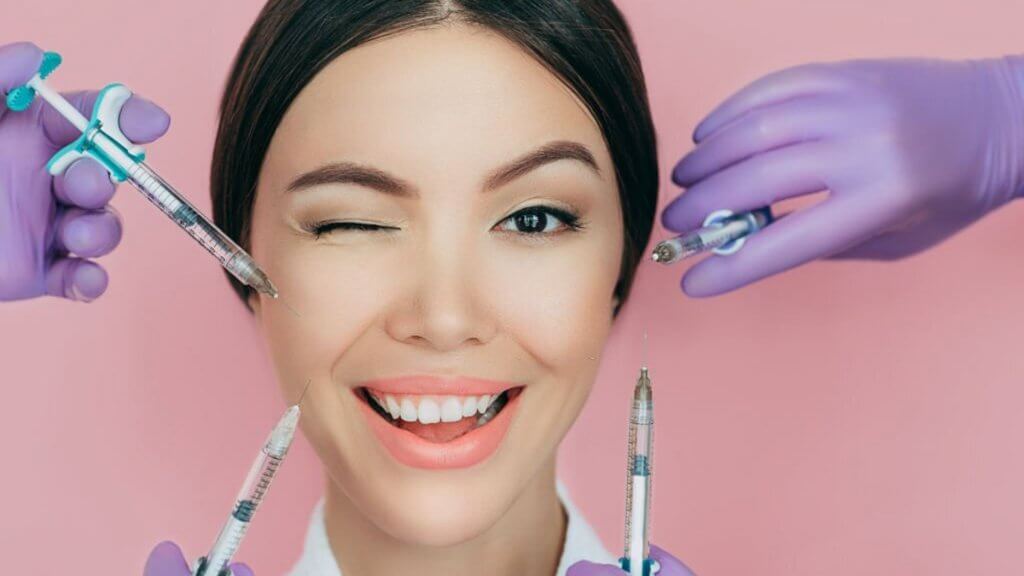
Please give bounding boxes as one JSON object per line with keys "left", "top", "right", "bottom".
{"left": 496, "top": 206, "right": 582, "bottom": 235}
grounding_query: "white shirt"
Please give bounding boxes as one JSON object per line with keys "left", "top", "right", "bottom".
{"left": 287, "top": 480, "right": 617, "bottom": 575}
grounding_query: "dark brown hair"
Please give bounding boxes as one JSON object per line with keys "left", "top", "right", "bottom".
{"left": 211, "top": 0, "right": 658, "bottom": 316}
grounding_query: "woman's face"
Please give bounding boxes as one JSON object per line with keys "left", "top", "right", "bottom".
{"left": 249, "top": 23, "right": 623, "bottom": 545}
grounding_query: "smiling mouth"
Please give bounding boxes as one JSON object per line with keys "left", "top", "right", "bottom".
{"left": 357, "top": 386, "right": 523, "bottom": 444}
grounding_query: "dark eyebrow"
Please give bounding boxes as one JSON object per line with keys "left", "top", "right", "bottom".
{"left": 286, "top": 162, "right": 414, "bottom": 196}
{"left": 284, "top": 140, "right": 600, "bottom": 196}
{"left": 482, "top": 140, "right": 601, "bottom": 191}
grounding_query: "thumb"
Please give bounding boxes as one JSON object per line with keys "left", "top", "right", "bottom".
{"left": 144, "top": 541, "right": 191, "bottom": 576}
{"left": 228, "top": 562, "right": 255, "bottom": 576}
{"left": 0, "top": 42, "right": 43, "bottom": 101}
{"left": 649, "top": 544, "right": 697, "bottom": 576}
{"left": 41, "top": 89, "right": 170, "bottom": 148}
{"left": 566, "top": 560, "right": 625, "bottom": 575}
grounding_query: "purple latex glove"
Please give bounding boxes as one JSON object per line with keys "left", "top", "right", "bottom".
{"left": 663, "top": 56, "right": 1024, "bottom": 296}
{"left": 144, "top": 541, "right": 253, "bottom": 576}
{"left": 0, "top": 41, "right": 170, "bottom": 302}
{"left": 567, "top": 545, "right": 696, "bottom": 576}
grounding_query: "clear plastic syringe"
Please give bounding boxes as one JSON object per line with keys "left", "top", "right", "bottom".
{"left": 6, "top": 52, "right": 278, "bottom": 298}
{"left": 619, "top": 365, "right": 659, "bottom": 576}
{"left": 193, "top": 405, "right": 300, "bottom": 576}
{"left": 652, "top": 207, "right": 773, "bottom": 265}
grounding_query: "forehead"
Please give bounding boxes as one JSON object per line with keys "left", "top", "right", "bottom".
{"left": 265, "top": 23, "right": 610, "bottom": 186}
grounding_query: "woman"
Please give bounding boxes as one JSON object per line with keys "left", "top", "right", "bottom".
{"left": 207, "top": 1, "right": 698, "bottom": 572}
{"left": 198, "top": 1, "right": 684, "bottom": 573}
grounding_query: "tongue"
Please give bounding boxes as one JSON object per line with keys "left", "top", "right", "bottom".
{"left": 401, "top": 417, "right": 478, "bottom": 443}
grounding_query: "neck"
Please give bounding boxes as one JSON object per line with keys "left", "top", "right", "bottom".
{"left": 322, "top": 458, "right": 567, "bottom": 576}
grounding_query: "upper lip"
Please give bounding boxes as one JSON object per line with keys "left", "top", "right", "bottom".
{"left": 356, "top": 375, "right": 520, "bottom": 396}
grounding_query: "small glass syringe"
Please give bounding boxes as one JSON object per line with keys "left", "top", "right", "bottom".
{"left": 6, "top": 51, "right": 279, "bottom": 298}
{"left": 620, "top": 359, "right": 659, "bottom": 576}
{"left": 652, "top": 207, "right": 773, "bottom": 265}
{"left": 192, "top": 398, "right": 304, "bottom": 576}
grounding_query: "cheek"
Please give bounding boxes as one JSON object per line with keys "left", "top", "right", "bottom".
{"left": 489, "top": 235, "right": 622, "bottom": 373}
{"left": 255, "top": 245, "right": 401, "bottom": 378}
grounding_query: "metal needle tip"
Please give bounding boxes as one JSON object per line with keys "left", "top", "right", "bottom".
{"left": 297, "top": 379, "right": 312, "bottom": 407}
{"left": 277, "top": 295, "right": 301, "bottom": 319}
{"left": 642, "top": 330, "right": 648, "bottom": 370}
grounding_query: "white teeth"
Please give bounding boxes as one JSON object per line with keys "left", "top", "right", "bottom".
{"left": 441, "top": 397, "right": 463, "bottom": 422}
{"left": 368, "top": 391, "right": 509, "bottom": 423}
{"left": 418, "top": 398, "right": 440, "bottom": 424}
{"left": 400, "top": 398, "right": 417, "bottom": 422}
{"left": 385, "top": 395, "right": 400, "bottom": 420}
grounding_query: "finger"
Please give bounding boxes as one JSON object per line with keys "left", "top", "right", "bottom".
{"left": 53, "top": 158, "right": 115, "bottom": 209}
{"left": 228, "top": 562, "right": 255, "bottom": 576}
{"left": 826, "top": 231, "right": 915, "bottom": 260}
{"left": 42, "top": 90, "right": 170, "bottom": 147}
{"left": 674, "top": 97, "right": 841, "bottom": 187}
{"left": 693, "top": 63, "right": 846, "bottom": 143}
{"left": 680, "top": 194, "right": 889, "bottom": 297}
{"left": 143, "top": 541, "right": 190, "bottom": 576}
{"left": 661, "top": 142, "right": 831, "bottom": 233}
{"left": 45, "top": 257, "right": 108, "bottom": 302}
{"left": 118, "top": 94, "right": 172, "bottom": 143}
{"left": 649, "top": 544, "right": 697, "bottom": 576}
{"left": 566, "top": 560, "right": 624, "bottom": 575}
{"left": 828, "top": 216, "right": 971, "bottom": 261}
{"left": 0, "top": 42, "right": 43, "bottom": 100}
{"left": 54, "top": 207, "right": 122, "bottom": 258}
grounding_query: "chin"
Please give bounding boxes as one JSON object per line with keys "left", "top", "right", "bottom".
{"left": 358, "top": 474, "right": 517, "bottom": 546}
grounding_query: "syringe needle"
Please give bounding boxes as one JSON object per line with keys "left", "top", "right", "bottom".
{"left": 642, "top": 331, "right": 648, "bottom": 370}
{"left": 277, "top": 294, "right": 301, "bottom": 319}
{"left": 296, "top": 379, "right": 312, "bottom": 406}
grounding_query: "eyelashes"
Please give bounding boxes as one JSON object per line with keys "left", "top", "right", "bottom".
{"left": 302, "top": 204, "right": 585, "bottom": 239}
{"left": 495, "top": 205, "right": 583, "bottom": 235}
{"left": 306, "top": 221, "right": 391, "bottom": 237}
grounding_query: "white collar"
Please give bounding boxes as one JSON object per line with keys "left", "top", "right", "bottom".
{"left": 287, "top": 480, "right": 617, "bottom": 575}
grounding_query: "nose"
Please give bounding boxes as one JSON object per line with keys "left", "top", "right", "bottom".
{"left": 384, "top": 235, "right": 496, "bottom": 353}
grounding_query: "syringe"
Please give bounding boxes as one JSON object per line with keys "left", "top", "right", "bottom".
{"left": 192, "top": 404, "right": 301, "bottom": 576}
{"left": 619, "top": 364, "right": 659, "bottom": 576}
{"left": 652, "top": 207, "right": 773, "bottom": 265}
{"left": 6, "top": 51, "right": 278, "bottom": 298}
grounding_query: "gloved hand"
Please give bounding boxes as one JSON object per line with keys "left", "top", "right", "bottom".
{"left": 144, "top": 541, "right": 253, "bottom": 576}
{"left": 567, "top": 545, "right": 696, "bottom": 575}
{"left": 0, "top": 41, "right": 169, "bottom": 302}
{"left": 663, "top": 56, "right": 1024, "bottom": 296}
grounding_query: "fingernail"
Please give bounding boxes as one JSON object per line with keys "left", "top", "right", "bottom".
{"left": 70, "top": 264, "right": 107, "bottom": 302}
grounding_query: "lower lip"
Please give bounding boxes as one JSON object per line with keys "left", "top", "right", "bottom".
{"left": 355, "top": 390, "right": 522, "bottom": 469}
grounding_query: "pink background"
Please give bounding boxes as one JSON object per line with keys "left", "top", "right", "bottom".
{"left": 3, "top": 1, "right": 1024, "bottom": 574}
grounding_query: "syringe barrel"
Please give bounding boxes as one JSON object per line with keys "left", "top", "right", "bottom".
{"left": 91, "top": 131, "right": 271, "bottom": 294}
{"left": 126, "top": 163, "right": 259, "bottom": 287}
{"left": 694, "top": 217, "right": 751, "bottom": 251}
{"left": 624, "top": 369, "right": 654, "bottom": 568}
{"left": 200, "top": 512, "right": 251, "bottom": 576}
{"left": 199, "top": 450, "right": 282, "bottom": 576}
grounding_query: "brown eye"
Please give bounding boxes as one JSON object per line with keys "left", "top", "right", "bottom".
{"left": 497, "top": 206, "right": 581, "bottom": 235}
